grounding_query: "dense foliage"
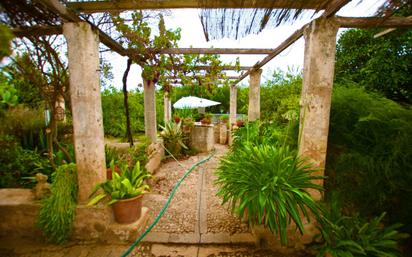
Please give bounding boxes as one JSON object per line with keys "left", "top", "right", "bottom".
{"left": 326, "top": 86, "right": 412, "bottom": 234}
{"left": 0, "top": 142, "right": 50, "bottom": 188}
{"left": 216, "top": 69, "right": 411, "bottom": 253}
{"left": 101, "top": 86, "right": 164, "bottom": 138}
{"left": 37, "top": 164, "right": 77, "bottom": 244}
{"left": 335, "top": 28, "right": 412, "bottom": 103}
{"left": 314, "top": 201, "right": 407, "bottom": 257}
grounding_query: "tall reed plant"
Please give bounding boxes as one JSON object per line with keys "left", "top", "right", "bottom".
{"left": 37, "top": 163, "right": 77, "bottom": 244}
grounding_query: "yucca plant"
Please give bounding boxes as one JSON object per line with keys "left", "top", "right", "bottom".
{"left": 88, "top": 161, "right": 151, "bottom": 205}
{"left": 216, "top": 144, "right": 323, "bottom": 245}
{"left": 160, "top": 121, "right": 188, "bottom": 156}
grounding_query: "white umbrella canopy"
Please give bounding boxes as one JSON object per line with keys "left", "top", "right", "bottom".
{"left": 173, "top": 96, "right": 221, "bottom": 109}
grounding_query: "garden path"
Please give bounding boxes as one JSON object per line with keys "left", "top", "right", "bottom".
{"left": 141, "top": 144, "right": 252, "bottom": 244}
{"left": 0, "top": 144, "right": 298, "bottom": 257}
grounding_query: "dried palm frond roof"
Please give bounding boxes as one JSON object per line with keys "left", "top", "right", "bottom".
{"left": 0, "top": 0, "right": 61, "bottom": 27}
{"left": 199, "top": 0, "right": 411, "bottom": 41}
{"left": 199, "top": 0, "right": 329, "bottom": 41}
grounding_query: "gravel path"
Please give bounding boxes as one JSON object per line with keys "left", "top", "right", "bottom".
{"left": 142, "top": 144, "right": 251, "bottom": 238}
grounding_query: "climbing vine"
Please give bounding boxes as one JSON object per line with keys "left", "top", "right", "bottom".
{"left": 112, "top": 11, "right": 238, "bottom": 91}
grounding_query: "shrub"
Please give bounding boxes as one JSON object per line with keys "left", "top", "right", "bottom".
{"left": 101, "top": 86, "right": 164, "bottom": 138}
{"left": 37, "top": 163, "right": 77, "bottom": 244}
{"left": 0, "top": 141, "right": 50, "bottom": 188}
{"left": 326, "top": 86, "right": 412, "bottom": 233}
{"left": 173, "top": 107, "right": 194, "bottom": 119}
{"left": 216, "top": 144, "right": 323, "bottom": 245}
{"left": 231, "top": 121, "right": 298, "bottom": 150}
{"left": 0, "top": 105, "right": 46, "bottom": 151}
{"left": 313, "top": 198, "right": 408, "bottom": 257}
{"left": 127, "top": 135, "right": 150, "bottom": 167}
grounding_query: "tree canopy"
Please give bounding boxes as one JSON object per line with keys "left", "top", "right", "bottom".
{"left": 335, "top": 27, "right": 412, "bottom": 104}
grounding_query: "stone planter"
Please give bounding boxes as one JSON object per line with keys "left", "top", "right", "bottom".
{"left": 190, "top": 124, "right": 214, "bottom": 152}
{"left": 112, "top": 195, "right": 143, "bottom": 224}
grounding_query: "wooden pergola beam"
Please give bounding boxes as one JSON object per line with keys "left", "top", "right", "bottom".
{"left": 11, "top": 16, "right": 412, "bottom": 39}
{"left": 67, "top": 0, "right": 327, "bottom": 13}
{"left": 234, "top": 26, "right": 306, "bottom": 84}
{"left": 151, "top": 48, "right": 275, "bottom": 55}
{"left": 11, "top": 25, "right": 62, "bottom": 37}
{"left": 233, "top": 0, "right": 349, "bottom": 85}
{"left": 38, "top": 0, "right": 128, "bottom": 56}
{"left": 173, "top": 66, "right": 251, "bottom": 71}
{"left": 164, "top": 76, "right": 239, "bottom": 80}
{"left": 323, "top": 0, "right": 350, "bottom": 17}
{"left": 337, "top": 16, "right": 412, "bottom": 28}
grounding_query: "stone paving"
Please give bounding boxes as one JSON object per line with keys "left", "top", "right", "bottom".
{"left": 0, "top": 239, "right": 302, "bottom": 257}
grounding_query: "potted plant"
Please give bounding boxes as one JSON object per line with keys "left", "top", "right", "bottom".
{"left": 88, "top": 162, "right": 151, "bottom": 224}
{"left": 173, "top": 114, "right": 181, "bottom": 123}
{"left": 220, "top": 114, "right": 229, "bottom": 124}
{"left": 160, "top": 121, "right": 188, "bottom": 157}
{"left": 182, "top": 117, "right": 194, "bottom": 134}
{"left": 201, "top": 113, "right": 213, "bottom": 125}
{"left": 236, "top": 119, "right": 245, "bottom": 127}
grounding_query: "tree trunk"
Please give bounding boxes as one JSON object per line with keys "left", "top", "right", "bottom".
{"left": 122, "top": 58, "right": 133, "bottom": 146}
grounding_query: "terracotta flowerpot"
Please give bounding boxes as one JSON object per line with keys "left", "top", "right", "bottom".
{"left": 112, "top": 195, "right": 143, "bottom": 224}
{"left": 174, "top": 117, "right": 181, "bottom": 123}
{"left": 201, "top": 118, "right": 211, "bottom": 125}
{"left": 236, "top": 120, "right": 245, "bottom": 127}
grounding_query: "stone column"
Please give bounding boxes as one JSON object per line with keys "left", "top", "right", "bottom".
{"left": 144, "top": 79, "right": 157, "bottom": 143}
{"left": 63, "top": 22, "right": 106, "bottom": 203}
{"left": 229, "top": 85, "right": 237, "bottom": 126}
{"left": 163, "top": 91, "right": 172, "bottom": 124}
{"left": 298, "top": 17, "right": 339, "bottom": 200}
{"left": 248, "top": 69, "right": 262, "bottom": 121}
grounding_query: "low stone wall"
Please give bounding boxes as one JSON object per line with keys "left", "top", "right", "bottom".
{"left": 0, "top": 189, "right": 150, "bottom": 243}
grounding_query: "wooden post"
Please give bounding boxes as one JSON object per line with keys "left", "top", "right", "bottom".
{"left": 63, "top": 22, "right": 106, "bottom": 203}
{"left": 144, "top": 79, "right": 157, "bottom": 143}
{"left": 248, "top": 69, "right": 262, "bottom": 121}
{"left": 299, "top": 17, "right": 339, "bottom": 200}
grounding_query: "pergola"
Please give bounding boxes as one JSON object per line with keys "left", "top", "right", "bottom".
{"left": 3, "top": 0, "right": 412, "bottom": 204}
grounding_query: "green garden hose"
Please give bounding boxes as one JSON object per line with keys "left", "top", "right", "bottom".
{"left": 121, "top": 152, "right": 215, "bottom": 257}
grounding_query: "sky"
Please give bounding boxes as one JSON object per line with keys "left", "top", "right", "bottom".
{"left": 104, "top": 0, "right": 386, "bottom": 90}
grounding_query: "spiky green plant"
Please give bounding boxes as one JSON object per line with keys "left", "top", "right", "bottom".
{"left": 37, "top": 163, "right": 77, "bottom": 244}
{"left": 160, "top": 121, "right": 188, "bottom": 156}
{"left": 216, "top": 144, "right": 323, "bottom": 245}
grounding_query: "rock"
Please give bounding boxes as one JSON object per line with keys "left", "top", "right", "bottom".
{"left": 145, "top": 142, "right": 165, "bottom": 174}
{"left": 32, "top": 173, "right": 51, "bottom": 200}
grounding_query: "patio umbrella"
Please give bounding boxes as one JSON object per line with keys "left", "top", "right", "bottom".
{"left": 173, "top": 96, "right": 220, "bottom": 109}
